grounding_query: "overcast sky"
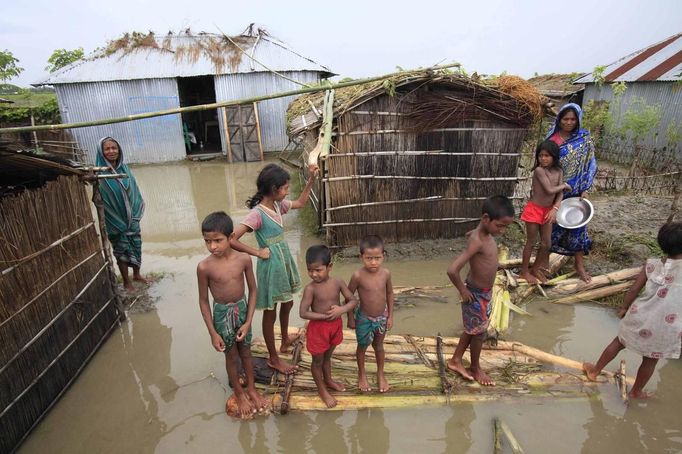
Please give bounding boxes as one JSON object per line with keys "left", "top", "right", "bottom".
{"left": 3, "top": 0, "right": 681, "bottom": 87}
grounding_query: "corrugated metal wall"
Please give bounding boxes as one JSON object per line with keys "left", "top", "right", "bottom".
{"left": 55, "top": 79, "right": 185, "bottom": 164}
{"left": 214, "top": 71, "right": 322, "bottom": 152}
{"left": 583, "top": 82, "right": 682, "bottom": 155}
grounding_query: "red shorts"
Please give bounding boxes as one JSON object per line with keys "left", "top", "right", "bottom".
{"left": 306, "top": 318, "right": 343, "bottom": 356}
{"left": 520, "top": 200, "right": 552, "bottom": 224}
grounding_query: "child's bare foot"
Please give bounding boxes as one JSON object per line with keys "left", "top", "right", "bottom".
{"left": 133, "top": 273, "right": 150, "bottom": 284}
{"left": 628, "top": 389, "right": 654, "bottom": 399}
{"left": 280, "top": 333, "right": 301, "bottom": 353}
{"left": 519, "top": 271, "right": 539, "bottom": 284}
{"left": 447, "top": 359, "right": 474, "bottom": 381}
{"left": 247, "top": 388, "right": 270, "bottom": 413}
{"left": 267, "top": 358, "right": 297, "bottom": 375}
{"left": 325, "top": 378, "right": 346, "bottom": 392}
{"left": 469, "top": 368, "right": 495, "bottom": 386}
{"left": 318, "top": 389, "right": 338, "bottom": 408}
{"left": 582, "top": 362, "right": 602, "bottom": 382}
{"left": 124, "top": 283, "right": 135, "bottom": 292}
{"left": 377, "top": 372, "right": 390, "bottom": 393}
{"left": 357, "top": 373, "right": 372, "bottom": 392}
{"left": 531, "top": 268, "right": 548, "bottom": 283}
{"left": 577, "top": 268, "right": 592, "bottom": 283}
{"left": 230, "top": 393, "right": 256, "bottom": 419}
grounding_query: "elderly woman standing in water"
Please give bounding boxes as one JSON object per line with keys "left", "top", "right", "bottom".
{"left": 545, "top": 103, "right": 598, "bottom": 282}
{"left": 96, "top": 137, "right": 148, "bottom": 291}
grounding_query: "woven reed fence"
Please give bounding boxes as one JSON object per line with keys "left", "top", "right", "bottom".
{"left": 0, "top": 176, "right": 119, "bottom": 452}
{"left": 314, "top": 86, "right": 529, "bottom": 246}
{"left": 595, "top": 135, "right": 680, "bottom": 173}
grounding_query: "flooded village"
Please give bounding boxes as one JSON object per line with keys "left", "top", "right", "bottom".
{"left": 1, "top": 13, "right": 682, "bottom": 454}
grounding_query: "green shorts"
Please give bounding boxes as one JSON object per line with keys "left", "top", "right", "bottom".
{"left": 212, "top": 296, "right": 251, "bottom": 352}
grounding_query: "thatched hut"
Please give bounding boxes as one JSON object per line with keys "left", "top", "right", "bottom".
{"left": 0, "top": 143, "right": 120, "bottom": 452}
{"left": 287, "top": 70, "right": 543, "bottom": 246}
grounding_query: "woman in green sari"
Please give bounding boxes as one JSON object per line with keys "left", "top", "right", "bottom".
{"left": 96, "top": 137, "right": 147, "bottom": 291}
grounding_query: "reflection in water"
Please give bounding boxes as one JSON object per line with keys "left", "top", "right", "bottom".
{"left": 443, "top": 404, "right": 474, "bottom": 453}
{"left": 310, "top": 412, "right": 346, "bottom": 454}
{"left": 238, "top": 419, "right": 269, "bottom": 453}
{"left": 348, "top": 409, "right": 390, "bottom": 454}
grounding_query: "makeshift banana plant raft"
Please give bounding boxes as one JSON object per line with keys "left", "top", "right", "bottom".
{"left": 240, "top": 326, "right": 632, "bottom": 414}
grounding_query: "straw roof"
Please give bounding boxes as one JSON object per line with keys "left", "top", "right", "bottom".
{"left": 287, "top": 69, "right": 545, "bottom": 135}
{"left": 528, "top": 73, "right": 585, "bottom": 98}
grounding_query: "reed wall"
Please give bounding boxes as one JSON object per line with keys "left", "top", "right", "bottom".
{"left": 0, "top": 176, "right": 119, "bottom": 453}
{"left": 320, "top": 88, "right": 526, "bottom": 246}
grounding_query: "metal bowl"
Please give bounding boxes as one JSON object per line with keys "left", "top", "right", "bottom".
{"left": 557, "top": 198, "right": 594, "bottom": 229}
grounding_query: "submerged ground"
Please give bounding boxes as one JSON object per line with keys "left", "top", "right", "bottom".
{"left": 19, "top": 159, "right": 681, "bottom": 453}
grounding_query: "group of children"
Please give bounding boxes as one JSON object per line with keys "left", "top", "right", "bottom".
{"left": 197, "top": 154, "right": 682, "bottom": 418}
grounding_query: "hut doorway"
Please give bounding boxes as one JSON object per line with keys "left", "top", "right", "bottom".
{"left": 177, "top": 76, "right": 221, "bottom": 156}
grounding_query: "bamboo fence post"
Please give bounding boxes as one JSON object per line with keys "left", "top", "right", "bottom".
{"left": 221, "top": 107, "right": 232, "bottom": 163}
{"left": 436, "top": 334, "right": 453, "bottom": 394}
{"left": 253, "top": 102, "right": 264, "bottom": 161}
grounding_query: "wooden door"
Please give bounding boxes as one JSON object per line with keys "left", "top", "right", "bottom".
{"left": 224, "top": 103, "right": 264, "bottom": 162}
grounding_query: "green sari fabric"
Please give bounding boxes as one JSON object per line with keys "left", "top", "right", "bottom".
{"left": 95, "top": 137, "right": 145, "bottom": 267}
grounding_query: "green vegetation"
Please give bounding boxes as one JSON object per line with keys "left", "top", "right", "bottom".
{"left": 46, "top": 48, "right": 84, "bottom": 73}
{"left": 0, "top": 50, "right": 23, "bottom": 82}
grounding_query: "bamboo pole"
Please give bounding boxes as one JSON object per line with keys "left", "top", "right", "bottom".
{"left": 324, "top": 175, "right": 521, "bottom": 182}
{"left": 0, "top": 222, "right": 95, "bottom": 276}
{"left": 326, "top": 151, "right": 521, "bottom": 157}
{"left": 495, "top": 419, "right": 525, "bottom": 454}
{"left": 323, "top": 217, "right": 479, "bottom": 228}
{"left": 221, "top": 106, "right": 232, "bottom": 163}
{"left": 253, "top": 102, "right": 264, "bottom": 162}
{"left": 618, "top": 360, "right": 628, "bottom": 404}
{"left": 0, "top": 64, "right": 462, "bottom": 134}
{"left": 333, "top": 127, "right": 525, "bottom": 136}
{"left": 550, "top": 281, "right": 633, "bottom": 305}
{"left": 544, "top": 267, "right": 641, "bottom": 297}
{"left": 281, "top": 327, "right": 306, "bottom": 415}
{"left": 436, "top": 334, "right": 454, "bottom": 394}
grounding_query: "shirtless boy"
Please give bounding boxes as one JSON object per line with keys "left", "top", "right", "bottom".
{"left": 446, "top": 196, "right": 515, "bottom": 386}
{"left": 197, "top": 211, "right": 268, "bottom": 418}
{"left": 299, "top": 245, "right": 358, "bottom": 408}
{"left": 347, "top": 235, "right": 394, "bottom": 393}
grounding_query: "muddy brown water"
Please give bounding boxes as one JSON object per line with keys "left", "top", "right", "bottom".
{"left": 19, "top": 160, "right": 682, "bottom": 453}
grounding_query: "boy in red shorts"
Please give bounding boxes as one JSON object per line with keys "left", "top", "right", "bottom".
{"left": 299, "top": 245, "right": 357, "bottom": 407}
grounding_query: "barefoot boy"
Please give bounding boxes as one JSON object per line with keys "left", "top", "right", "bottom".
{"left": 197, "top": 211, "right": 268, "bottom": 418}
{"left": 446, "top": 196, "right": 515, "bottom": 386}
{"left": 347, "top": 235, "right": 394, "bottom": 393}
{"left": 299, "top": 245, "right": 358, "bottom": 408}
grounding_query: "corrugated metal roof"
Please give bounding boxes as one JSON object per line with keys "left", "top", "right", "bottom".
{"left": 575, "top": 33, "right": 682, "bottom": 83}
{"left": 35, "top": 31, "right": 333, "bottom": 85}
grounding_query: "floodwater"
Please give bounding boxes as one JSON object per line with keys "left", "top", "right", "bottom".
{"left": 19, "top": 160, "right": 682, "bottom": 453}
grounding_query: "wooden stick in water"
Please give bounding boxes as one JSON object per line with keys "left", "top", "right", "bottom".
{"left": 495, "top": 418, "right": 525, "bottom": 454}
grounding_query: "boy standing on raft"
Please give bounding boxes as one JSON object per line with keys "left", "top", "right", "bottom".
{"left": 197, "top": 211, "right": 268, "bottom": 418}
{"left": 348, "top": 235, "right": 395, "bottom": 393}
{"left": 446, "top": 196, "right": 515, "bottom": 386}
{"left": 299, "top": 245, "right": 358, "bottom": 408}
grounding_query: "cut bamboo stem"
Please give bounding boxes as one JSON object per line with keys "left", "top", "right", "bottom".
{"left": 550, "top": 281, "right": 633, "bottom": 305}
{"left": 545, "top": 267, "right": 641, "bottom": 297}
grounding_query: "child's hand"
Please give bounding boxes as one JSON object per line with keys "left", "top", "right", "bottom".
{"left": 308, "top": 164, "right": 320, "bottom": 178}
{"left": 348, "top": 318, "right": 356, "bottom": 329}
{"left": 387, "top": 315, "right": 393, "bottom": 330}
{"left": 211, "top": 333, "right": 226, "bottom": 352}
{"left": 326, "top": 305, "right": 344, "bottom": 320}
{"left": 236, "top": 324, "right": 250, "bottom": 342}
{"left": 458, "top": 288, "right": 474, "bottom": 304}
{"left": 564, "top": 183, "right": 572, "bottom": 192}
{"left": 258, "top": 247, "right": 270, "bottom": 260}
{"left": 544, "top": 209, "right": 557, "bottom": 225}
{"left": 580, "top": 191, "right": 588, "bottom": 199}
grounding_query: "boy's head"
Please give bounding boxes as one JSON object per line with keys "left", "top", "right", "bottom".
{"left": 359, "top": 235, "right": 385, "bottom": 272}
{"left": 658, "top": 221, "right": 682, "bottom": 257}
{"left": 481, "top": 195, "right": 515, "bottom": 236}
{"left": 201, "top": 211, "right": 233, "bottom": 255}
{"left": 306, "top": 245, "right": 332, "bottom": 283}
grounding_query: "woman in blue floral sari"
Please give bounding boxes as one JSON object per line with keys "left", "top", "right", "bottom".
{"left": 546, "top": 103, "right": 597, "bottom": 282}
{"left": 96, "top": 137, "right": 148, "bottom": 291}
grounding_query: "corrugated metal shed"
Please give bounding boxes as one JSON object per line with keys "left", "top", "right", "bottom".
{"left": 55, "top": 79, "right": 185, "bottom": 164}
{"left": 215, "top": 71, "right": 322, "bottom": 152}
{"left": 583, "top": 81, "right": 681, "bottom": 156}
{"left": 35, "top": 32, "right": 332, "bottom": 85}
{"left": 575, "top": 33, "right": 682, "bottom": 83}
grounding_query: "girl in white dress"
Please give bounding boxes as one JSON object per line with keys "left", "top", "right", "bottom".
{"left": 583, "top": 221, "right": 682, "bottom": 399}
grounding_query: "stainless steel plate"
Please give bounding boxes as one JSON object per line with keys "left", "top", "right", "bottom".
{"left": 557, "top": 198, "right": 594, "bottom": 229}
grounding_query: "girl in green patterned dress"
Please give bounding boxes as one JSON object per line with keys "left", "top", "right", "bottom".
{"left": 231, "top": 163, "right": 318, "bottom": 374}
